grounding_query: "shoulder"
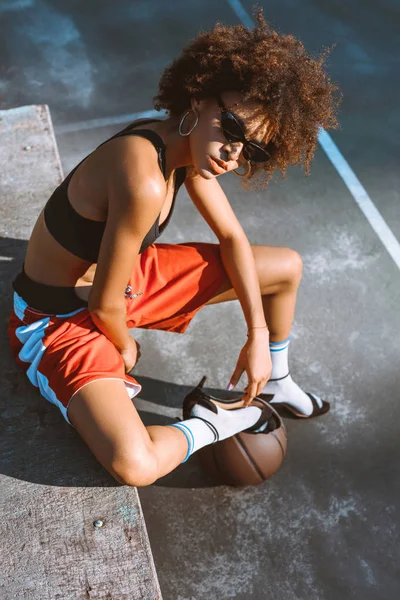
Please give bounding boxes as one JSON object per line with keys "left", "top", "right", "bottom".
{"left": 100, "top": 134, "right": 166, "bottom": 198}
{"left": 70, "top": 132, "right": 166, "bottom": 213}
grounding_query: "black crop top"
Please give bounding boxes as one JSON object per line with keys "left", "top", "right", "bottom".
{"left": 43, "top": 118, "right": 187, "bottom": 263}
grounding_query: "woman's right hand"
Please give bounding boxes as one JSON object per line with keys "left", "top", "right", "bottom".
{"left": 120, "top": 336, "right": 141, "bottom": 373}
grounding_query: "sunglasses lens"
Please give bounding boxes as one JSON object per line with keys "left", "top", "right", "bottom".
{"left": 244, "top": 143, "right": 272, "bottom": 163}
{"left": 219, "top": 105, "right": 274, "bottom": 163}
{"left": 221, "top": 112, "right": 244, "bottom": 141}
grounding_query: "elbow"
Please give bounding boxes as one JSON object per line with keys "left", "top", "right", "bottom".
{"left": 219, "top": 231, "right": 248, "bottom": 245}
{"left": 88, "top": 287, "right": 127, "bottom": 318}
{"left": 88, "top": 302, "right": 126, "bottom": 323}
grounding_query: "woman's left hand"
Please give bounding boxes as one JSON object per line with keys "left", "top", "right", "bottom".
{"left": 228, "top": 329, "right": 272, "bottom": 406}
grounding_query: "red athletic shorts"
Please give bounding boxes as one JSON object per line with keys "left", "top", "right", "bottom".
{"left": 8, "top": 242, "right": 228, "bottom": 427}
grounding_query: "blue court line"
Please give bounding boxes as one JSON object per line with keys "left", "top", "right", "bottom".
{"left": 227, "top": 0, "right": 253, "bottom": 28}
{"left": 53, "top": 0, "right": 400, "bottom": 271}
{"left": 226, "top": 0, "right": 400, "bottom": 271}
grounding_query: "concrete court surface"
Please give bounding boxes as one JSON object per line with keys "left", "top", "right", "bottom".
{"left": 1, "top": 1, "right": 399, "bottom": 599}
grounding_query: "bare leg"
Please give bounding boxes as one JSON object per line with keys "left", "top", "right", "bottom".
{"left": 205, "top": 244, "right": 326, "bottom": 416}
{"left": 67, "top": 246, "right": 304, "bottom": 486}
{"left": 67, "top": 378, "right": 263, "bottom": 485}
{"left": 205, "top": 244, "right": 303, "bottom": 341}
{"left": 261, "top": 278, "right": 301, "bottom": 342}
{"left": 68, "top": 379, "right": 189, "bottom": 486}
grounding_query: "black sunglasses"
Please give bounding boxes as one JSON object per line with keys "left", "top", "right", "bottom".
{"left": 216, "top": 94, "right": 274, "bottom": 163}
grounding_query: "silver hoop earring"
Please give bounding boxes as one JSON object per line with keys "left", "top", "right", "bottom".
{"left": 233, "top": 160, "right": 251, "bottom": 177}
{"left": 179, "top": 109, "right": 199, "bottom": 136}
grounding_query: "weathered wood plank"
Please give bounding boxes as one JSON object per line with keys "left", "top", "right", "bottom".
{"left": 0, "top": 105, "right": 162, "bottom": 600}
{"left": 0, "top": 105, "right": 63, "bottom": 239}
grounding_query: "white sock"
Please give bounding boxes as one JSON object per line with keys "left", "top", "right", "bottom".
{"left": 262, "top": 335, "right": 322, "bottom": 416}
{"left": 171, "top": 403, "right": 263, "bottom": 462}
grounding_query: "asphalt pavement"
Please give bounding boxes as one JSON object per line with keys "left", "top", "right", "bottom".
{"left": 1, "top": 1, "right": 399, "bottom": 598}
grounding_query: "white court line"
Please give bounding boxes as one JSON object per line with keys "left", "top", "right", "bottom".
{"left": 227, "top": 0, "right": 400, "bottom": 270}
{"left": 318, "top": 129, "right": 400, "bottom": 268}
{"left": 55, "top": 109, "right": 166, "bottom": 134}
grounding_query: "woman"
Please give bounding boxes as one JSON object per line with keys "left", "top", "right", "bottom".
{"left": 8, "top": 8, "right": 341, "bottom": 486}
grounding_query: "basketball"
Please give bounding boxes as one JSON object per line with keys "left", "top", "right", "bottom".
{"left": 198, "top": 400, "right": 287, "bottom": 486}
{"left": 183, "top": 377, "right": 287, "bottom": 487}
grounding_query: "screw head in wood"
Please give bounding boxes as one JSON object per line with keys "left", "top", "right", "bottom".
{"left": 93, "top": 519, "right": 104, "bottom": 528}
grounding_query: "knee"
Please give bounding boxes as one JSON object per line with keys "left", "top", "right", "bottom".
{"left": 284, "top": 249, "right": 303, "bottom": 284}
{"left": 111, "top": 447, "right": 159, "bottom": 487}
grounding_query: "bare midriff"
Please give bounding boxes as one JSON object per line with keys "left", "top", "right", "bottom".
{"left": 23, "top": 129, "right": 176, "bottom": 304}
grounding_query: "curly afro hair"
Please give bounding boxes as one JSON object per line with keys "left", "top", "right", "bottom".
{"left": 153, "top": 4, "right": 343, "bottom": 191}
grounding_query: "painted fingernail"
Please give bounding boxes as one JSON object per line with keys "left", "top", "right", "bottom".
{"left": 227, "top": 383, "right": 233, "bottom": 390}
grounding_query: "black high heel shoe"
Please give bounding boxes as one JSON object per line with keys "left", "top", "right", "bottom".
{"left": 258, "top": 373, "right": 330, "bottom": 419}
{"left": 181, "top": 375, "right": 283, "bottom": 435}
